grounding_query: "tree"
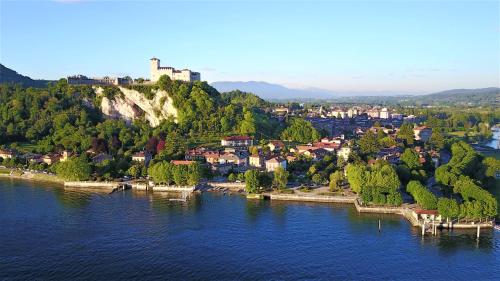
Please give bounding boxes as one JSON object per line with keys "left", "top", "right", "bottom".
{"left": 273, "top": 166, "right": 289, "bottom": 190}
{"left": 312, "top": 173, "right": 326, "bottom": 184}
{"left": 55, "top": 156, "right": 91, "bottom": 181}
{"left": 359, "top": 130, "right": 379, "bottom": 155}
{"left": 280, "top": 118, "right": 320, "bottom": 143}
{"left": 329, "top": 171, "right": 344, "bottom": 191}
{"left": 240, "top": 109, "right": 257, "bottom": 135}
{"left": 244, "top": 170, "right": 260, "bottom": 194}
{"left": 228, "top": 173, "right": 236, "bottom": 182}
{"left": 437, "top": 198, "right": 459, "bottom": 220}
{"left": 345, "top": 164, "right": 366, "bottom": 194}
{"left": 397, "top": 123, "right": 414, "bottom": 145}
{"left": 429, "top": 131, "right": 445, "bottom": 150}
{"left": 406, "top": 180, "right": 437, "bottom": 210}
{"left": 400, "top": 148, "right": 421, "bottom": 170}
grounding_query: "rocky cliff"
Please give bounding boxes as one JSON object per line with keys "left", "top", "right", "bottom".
{"left": 97, "top": 86, "right": 178, "bottom": 127}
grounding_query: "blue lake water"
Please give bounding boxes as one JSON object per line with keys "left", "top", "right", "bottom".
{"left": 0, "top": 179, "right": 499, "bottom": 280}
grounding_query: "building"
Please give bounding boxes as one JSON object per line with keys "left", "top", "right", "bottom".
{"left": 221, "top": 136, "right": 253, "bottom": 147}
{"left": 171, "top": 160, "right": 195, "bottom": 166}
{"left": 249, "top": 154, "right": 264, "bottom": 168}
{"left": 268, "top": 140, "right": 285, "bottom": 152}
{"left": 132, "top": 151, "right": 151, "bottom": 163}
{"left": 414, "top": 126, "right": 432, "bottom": 142}
{"left": 0, "top": 149, "right": 15, "bottom": 159}
{"left": 265, "top": 157, "right": 287, "bottom": 172}
{"left": 150, "top": 57, "right": 200, "bottom": 82}
{"left": 203, "top": 151, "right": 220, "bottom": 165}
{"left": 219, "top": 153, "right": 247, "bottom": 166}
{"left": 42, "top": 153, "right": 60, "bottom": 165}
{"left": 59, "top": 151, "right": 73, "bottom": 162}
{"left": 337, "top": 146, "right": 352, "bottom": 161}
{"left": 380, "top": 108, "right": 390, "bottom": 119}
{"left": 66, "top": 75, "right": 132, "bottom": 86}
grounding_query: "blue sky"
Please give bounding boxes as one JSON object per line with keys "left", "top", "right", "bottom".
{"left": 1, "top": 0, "right": 498, "bottom": 94}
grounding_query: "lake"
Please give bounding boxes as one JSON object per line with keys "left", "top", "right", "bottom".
{"left": 0, "top": 179, "right": 499, "bottom": 280}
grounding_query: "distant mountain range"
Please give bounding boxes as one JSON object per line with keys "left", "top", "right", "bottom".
{"left": 211, "top": 81, "right": 499, "bottom": 105}
{"left": 0, "top": 64, "right": 53, "bottom": 87}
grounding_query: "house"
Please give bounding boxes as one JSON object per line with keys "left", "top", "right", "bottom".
{"left": 185, "top": 147, "right": 207, "bottom": 161}
{"left": 414, "top": 126, "right": 432, "bottom": 142}
{"left": 42, "top": 153, "right": 60, "bottom": 165}
{"left": 203, "top": 151, "right": 220, "bottom": 164}
{"left": 268, "top": 140, "right": 285, "bottom": 152}
{"left": 92, "top": 153, "right": 113, "bottom": 164}
{"left": 221, "top": 136, "right": 253, "bottom": 147}
{"left": 219, "top": 152, "right": 247, "bottom": 166}
{"left": 249, "top": 154, "right": 264, "bottom": 168}
{"left": 171, "top": 160, "right": 195, "bottom": 166}
{"left": 132, "top": 151, "right": 151, "bottom": 163}
{"left": 312, "top": 141, "right": 339, "bottom": 152}
{"left": 265, "top": 157, "right": 287, "bottom": 172}
{"left": 337, "top": 146, "right": 352, "bottom": 161}
{"left": 0, "top": 149, "right": 15, "bottom": 159}
{"left": 59, "top": 150, "right": 73, "bottom": 162}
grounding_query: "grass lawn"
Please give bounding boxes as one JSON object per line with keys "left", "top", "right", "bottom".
{"left": 13, "top": 142, "right": 38, "bottom": 153}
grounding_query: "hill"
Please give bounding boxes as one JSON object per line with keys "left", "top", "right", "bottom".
{"left": 415, "top": 87, "right": 499, "bottom": 106}
{"left": 0, "top": 64, "right": 52, "bottom": 87}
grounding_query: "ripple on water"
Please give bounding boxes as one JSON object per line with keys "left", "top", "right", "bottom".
{"left": 0, "top": 180, "right": 499, "bottom": 280}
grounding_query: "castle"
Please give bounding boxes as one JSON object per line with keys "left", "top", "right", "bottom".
{"left": 150, "top": 57, "right": 200, "bottom": 82}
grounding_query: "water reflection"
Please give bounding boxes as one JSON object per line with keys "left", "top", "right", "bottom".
{"left": 53, "top": 187, "right": 93, "bottom": 209}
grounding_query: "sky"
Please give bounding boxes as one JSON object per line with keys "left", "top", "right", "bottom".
{"left": 1, "top": 0, "right": 499, "bottom": 94}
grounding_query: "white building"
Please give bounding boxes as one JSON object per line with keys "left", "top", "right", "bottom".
{"left": 380, "top": 108, "right": 390, "bottom": 119}
{"left": 337, "top": 146, "right": 352, "bottom": 161}
{"left": 265, "top": 157, "right": 287, "bottom": 172}
{"left": 150, "top": 58, "right": 200, "bottom": 82}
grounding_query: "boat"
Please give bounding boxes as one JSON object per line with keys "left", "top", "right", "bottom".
{"left": 494, "top": 225, "right": 500, "bottom": 231}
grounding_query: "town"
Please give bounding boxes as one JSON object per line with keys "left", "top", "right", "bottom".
{"left": 0, "top": 59, "right": 499, "bottom": 236}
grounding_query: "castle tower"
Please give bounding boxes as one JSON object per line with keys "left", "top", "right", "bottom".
{"left": 150, "top": 57, "right": 160, "bottom": 81}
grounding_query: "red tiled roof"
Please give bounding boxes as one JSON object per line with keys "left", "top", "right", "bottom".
{"left": 171, "top": 160, "right": 195, "bottom": 165}
{"left": 415, "top": 209, "right": 438, "bottom": 215}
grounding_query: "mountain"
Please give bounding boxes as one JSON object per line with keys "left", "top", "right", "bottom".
{"left": 212, "top": 81, "right": 499, "bottom": 106}
{"left": 413, "top": 87, "right": 499, "bottom": 106}
{"left": 211, "top": 81, "right": 340, "bottom": 100}
{"left": 0, "top": 64, "right": 52, "bottom": 87}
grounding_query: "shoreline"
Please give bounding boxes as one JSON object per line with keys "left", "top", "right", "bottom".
{"left": 1, "top": 174, "right": 496, "bottom": 230}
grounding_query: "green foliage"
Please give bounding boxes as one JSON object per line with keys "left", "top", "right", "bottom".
{"left": 429, "top": 130, "right": 445, "bottom": 150}
{"left": 359, "top": 130, "right": 380, "bottom": 155}
{"left": 397, "top": 123, "right": 415, "bottom": 145}
{"left": 148, "top": 161, "right": 202, "bottom": 186}
{"left": 55, "top": 156, "right": 91, "bottom": 181}
{"left": 406, "top": 180, "right": 437, "bottom": 210}
{"left": 400, "top": 148, "right": 421, "bottom": 170}
{"left": 347, "top": 163, "right": 402, "bottom": 206}
{"left": 329, "top": 171, "right": 344, "bottom": 191}
{"left": 437, "top": 198, "right": 460, "bottom": 219}
{"left": 273, "top": 166, "right": 289, "bottom": 189}
{"left": 244, "top": 169, "right": 260, "bottom": 194}
{"left": 453, "top": 177, "right": 497, "bottom": 218}
{"left": 345, "top": 164, "right": 366, "bottom": 194}
{"left": 280, "top": 118, "right": 320, "bottom": 143}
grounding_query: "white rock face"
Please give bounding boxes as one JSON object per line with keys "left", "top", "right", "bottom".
{"left": 96, "top": 86, "right": 178, "bottom": 127}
